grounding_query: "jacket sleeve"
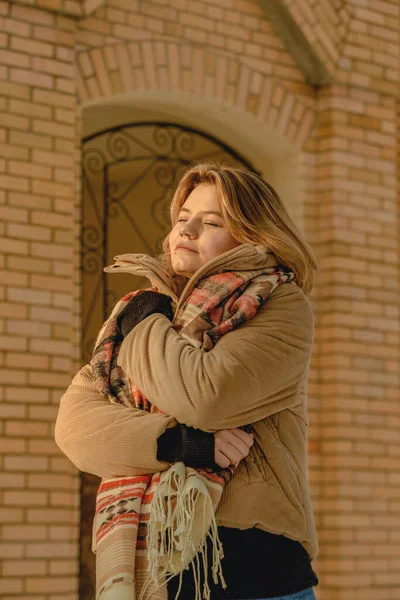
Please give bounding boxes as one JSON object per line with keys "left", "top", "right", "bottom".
{"left": 54, "top": 362, "right": 178, "bottom": 478}
{"left": 117, "top": 285, "right": 314, "bottom": 431}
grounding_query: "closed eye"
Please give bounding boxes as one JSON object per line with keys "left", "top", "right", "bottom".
{"left": 177, "top": 219, "right": 219, "bottom": 227}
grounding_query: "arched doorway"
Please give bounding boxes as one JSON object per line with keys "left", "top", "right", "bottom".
{"left": 79, "top": 121, "right": 257, "bottom": 597}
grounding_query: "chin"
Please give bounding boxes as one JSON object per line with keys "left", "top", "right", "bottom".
{"left": 171, "top": 257, "right": 196, "bottom": 276}
{"left": 172, "top": 267, "right": 192, "bottom": 278}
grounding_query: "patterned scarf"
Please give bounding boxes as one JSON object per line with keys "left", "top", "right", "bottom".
{"left": 90, "top": 245, "right": 295, "bottom": 600}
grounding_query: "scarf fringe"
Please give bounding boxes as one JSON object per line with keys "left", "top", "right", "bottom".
{"left": 138, "top": 463, "right": 226, "bottom": 600}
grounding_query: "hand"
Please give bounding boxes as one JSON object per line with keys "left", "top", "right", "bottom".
{"left": 214, "top": 428, "right": 254, "bottom": 469}
{"left": 116, "top": 291, "right": 174, "bottom": 338}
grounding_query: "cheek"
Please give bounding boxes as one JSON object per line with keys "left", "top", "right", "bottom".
{"left": 168, "top": 229, "right": 178, "bottom": 251}
{"left": 206, "top": 233, "right": 238, "bottom": 255}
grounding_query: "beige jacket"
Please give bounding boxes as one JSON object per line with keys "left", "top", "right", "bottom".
{"left": 54, "top": 244, "right": 318, "bottom": 560}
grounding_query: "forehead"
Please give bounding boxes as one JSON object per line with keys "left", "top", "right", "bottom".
{"left": 181, "top": 183, "right": 220, "bottom": 212}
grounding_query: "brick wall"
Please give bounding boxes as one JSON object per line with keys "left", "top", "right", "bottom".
{"left": 312, "top": 3, "right": 400, "bottom": 593}
{"left": 312, "top": 84, "right": 399, "bottom": 598}
{"left": 0, "top": 2, "right": 80, "bottom": 597}
{"left": 0, "top": 0, "right": 399, "bottom": 598}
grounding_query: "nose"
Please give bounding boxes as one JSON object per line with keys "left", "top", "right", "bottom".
{"left": 180, "top": 219, "right": 198, "bottom": 239}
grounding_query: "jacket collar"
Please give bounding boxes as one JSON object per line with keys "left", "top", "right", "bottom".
{"left": 104, "top": 243, "right": 278, "bottom": 310}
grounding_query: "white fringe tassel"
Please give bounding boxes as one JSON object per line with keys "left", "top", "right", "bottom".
{"left": 138, "top": 463, "right": 226, "bottom": 600}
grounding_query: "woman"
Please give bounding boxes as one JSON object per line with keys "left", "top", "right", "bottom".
{"left": 55, "top": 163, "right": 319, "bottom": 600}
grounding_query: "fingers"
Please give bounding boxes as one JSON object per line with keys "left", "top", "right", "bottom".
{"left": 217, "top": 441, "right": 245, "bottom": 466}
{"left": 214, "top": 449, "right": 231, "bottom": 469}
{"left": 224, "top": 436, "right": 250, "bottom": 460}
{"left": 228, "top": 428, "right": 254, "bottom": 448}
{"left": 214, "top": 428, "right": 255, "bottom": 469}
{"left": 216, "top": 429, "right": 253, "bottom": 455}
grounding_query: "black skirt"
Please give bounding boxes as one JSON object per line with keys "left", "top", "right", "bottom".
{"left": 167, "top": 526, "right": 318, "bottom": 600}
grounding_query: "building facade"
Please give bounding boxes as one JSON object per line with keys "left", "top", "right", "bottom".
{"left": 0, "top": 0, "right": 399, "bottom": 598}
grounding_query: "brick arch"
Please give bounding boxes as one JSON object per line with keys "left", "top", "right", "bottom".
{"left": 83, "top": 0, "right": 106, "bottom": 17}
{"left": 76, "top": 41, "right": 316, "bottom": 150}
{"left": 80, "top": 0, "right": 351, "bottom": 85}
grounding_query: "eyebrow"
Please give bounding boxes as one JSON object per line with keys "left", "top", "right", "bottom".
{"left": 179, "top": 207, "right": 223, "bottom": 217}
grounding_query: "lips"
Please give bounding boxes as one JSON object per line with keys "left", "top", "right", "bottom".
{"left": 176, "top": 244, "right": 196, "bottom": 252}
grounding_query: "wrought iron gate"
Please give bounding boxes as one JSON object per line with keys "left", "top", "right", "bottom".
{"left": 79, "top": 122, "right": 256, "bottom": 598}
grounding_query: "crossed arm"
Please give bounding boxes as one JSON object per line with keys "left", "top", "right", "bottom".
{"left": 117, "top": 285, "right": 314, "bottom": 431}
{"left": 54, "top": 362, "right": 179, "bottom": 478}
{"left": 55, "top": 286, "right": 313, "bottom": 477}
{"left": 54, "top": 362, "right": 251, "bottom": 478}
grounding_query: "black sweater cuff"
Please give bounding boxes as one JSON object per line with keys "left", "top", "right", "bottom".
{"left": 117, "top": 291, "right": 173, "bottom": 337}
{"left": 157, "top": 424, "right": 218, "bottom": 470}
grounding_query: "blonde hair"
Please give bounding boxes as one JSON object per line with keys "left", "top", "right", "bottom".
{"left": 156, "top": 162, "right": 319, "bottom": 296}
